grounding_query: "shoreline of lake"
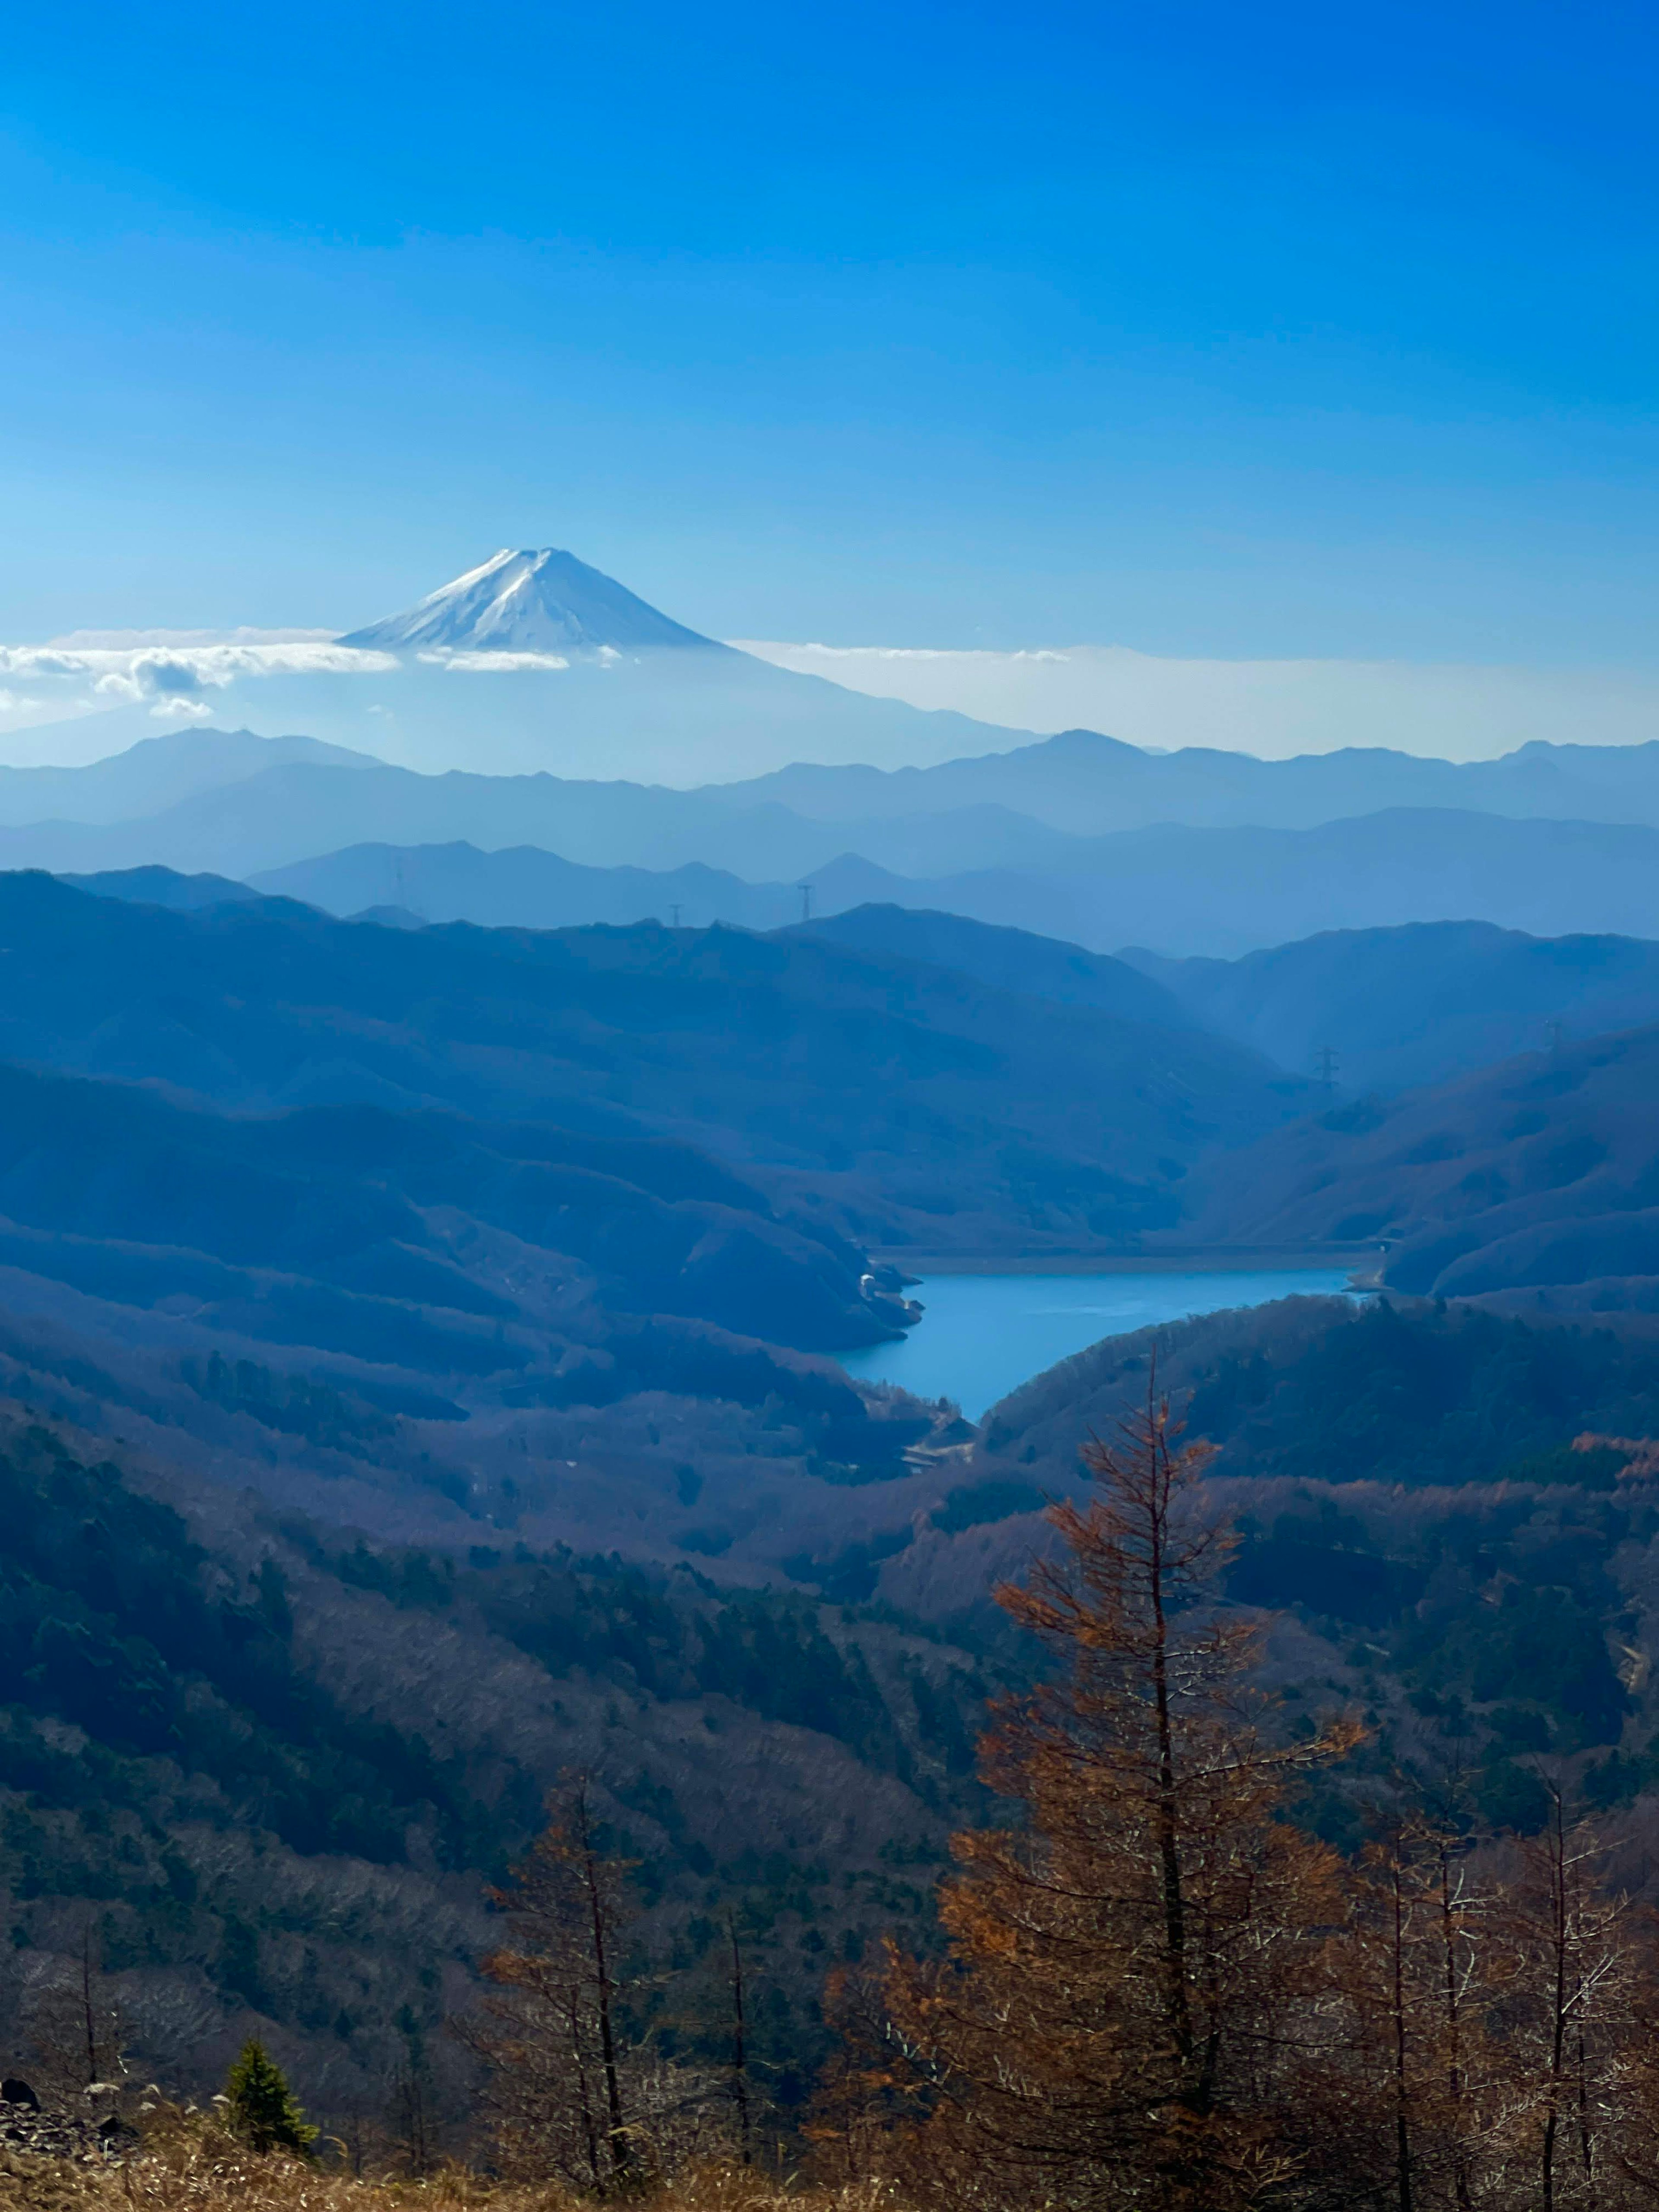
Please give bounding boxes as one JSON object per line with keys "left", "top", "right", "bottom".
{"left": 843, "top": 1265, "right": 1362, "bottom": 1418}
{"left": 871, "top": 1246, "right": 1379, "bottom": 1278}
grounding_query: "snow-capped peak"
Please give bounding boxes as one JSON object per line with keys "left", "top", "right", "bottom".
{"left": 337, "top": 549, "right": 721, "bottom": 655}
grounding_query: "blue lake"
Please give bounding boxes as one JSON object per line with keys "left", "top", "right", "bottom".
{"left": 839, "top": 1268, "right": 1356, "bottom": 1420}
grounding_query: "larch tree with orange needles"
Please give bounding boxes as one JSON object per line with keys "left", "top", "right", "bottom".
{"left": 453, "top": 1778, "right": 638, "bottom": 2191}
{"left": 883, "top": 1375, "right": 1363, "bottom": 2211}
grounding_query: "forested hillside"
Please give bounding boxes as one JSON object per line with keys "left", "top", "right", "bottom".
{"left": 1129, "top": 918, "right": 1659, "bottom": 1092}
{"left": 887, "top": 1294, "right": 1659, "bottom": 1826}
{"left": 0, "top": 1403, "right": 990, "bottom": 2128}
{"left": 0, "top": 871, "right": 1301, "bottom": 1255}
{"left": 18, "top": 1308, "right": 1659, "bottom": 2209}
{"left": 1186, "top": 1021, "right": 1659, "bottom": 1302}
{"left": 794, "top": 902, "right": 1190, "bottom": 1027}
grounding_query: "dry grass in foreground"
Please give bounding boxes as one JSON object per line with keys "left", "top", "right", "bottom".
{"left": 0, "top": 2114, "right": 910, "bottom": 2212}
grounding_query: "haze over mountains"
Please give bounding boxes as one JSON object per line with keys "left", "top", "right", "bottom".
{"left": 0, "top": 872, "right": 1296, "bottom": 1248}
{"left": 13, "top": 725, "right": 1659, "bottom": 953}
{"left": 11, "top": 545, "right": 1659, "bottom": 2121}
{"left": 12, "top": 548, "right": 1659, "bottom": 962}
{"left": 6, "top": 559, "right": 1659, "bottom": 1575}
{"left": 1129, "top": 922, "right": 1659, "bottom": 1092}
{"left": 13, "top": 550, "right": 1018, "bottom": 780}
{"left": 1187, "top": 1020, "right": 1659, "bottom": 1307}
{"left": 12, "top": 543, "right": 1659, "bottom": 797}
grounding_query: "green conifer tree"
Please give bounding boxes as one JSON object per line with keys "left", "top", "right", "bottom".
{"left": 222, "top": 2039, "right": 318, "bottom": 2157}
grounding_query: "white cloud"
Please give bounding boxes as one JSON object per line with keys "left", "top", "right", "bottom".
{"left": 49, "top": 626, "right": 340, "bottom": 648}
{"left": 781, "top": 642, "right": 1070, "bottom": 667}
{"left": 733, "top": 640, "right": 1659, "bottom": 762}
{"left": 414, "top": 648, "right": 570, "bottom": 673}
{"left": 0, "top": 639, "right": 397, "bottom": 709}
{"left": 0, "top": 641, "right": 394, "bottom": 686}
{"left": 0, "top": 639, "right": 404, "bottom": 746}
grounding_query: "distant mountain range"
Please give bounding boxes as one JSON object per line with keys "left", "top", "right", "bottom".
{"left": 775, "top": 810, "right": 1659, "bottom": 956}
{"left": 20, "top": 544, "right": 1659, "bottom": 794}
{"left": 16, "top": 552, "right": 1023, "bottom": 780}
{"left": 56, "top": 864, "right": 1659, "bottom": 1311}
{"left": 83, "top": 871, "right": 1659, "bottom": 1118}
{"left": 744, "top": 725, "right": 1659, "bottom": 833}
{"left": 248, "top": 839, "right": 820, "bottom": 931}
{"left": 15, "top": 728, "right": 1659, "bottom": 952}
{"left": 0, "top": 726, "right": 372, "bottom": 827}
{"left": 240, "top": 809, "right": 1659, "bottom": 956}
{"left": 1127, "top": 921, "right": 1659, "bottom": 1093}
{"left": 22, "top": 720, "right": 1659, "bottom": 842}
{"left": 0, "top": 872, "right": 1301, "bottom": 1256}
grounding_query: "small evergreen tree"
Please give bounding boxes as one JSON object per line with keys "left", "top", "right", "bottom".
{"left": 222, "top": 2039, "right": 317, "bottom": 2157}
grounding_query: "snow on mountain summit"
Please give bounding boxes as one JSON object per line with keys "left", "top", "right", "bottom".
{"left": 337, "top": 548, "right": 721, "bottom": 655}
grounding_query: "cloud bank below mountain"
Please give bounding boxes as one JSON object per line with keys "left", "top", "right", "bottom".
{"left": 734, "top": 640, "right": 1659, "bottom": 762}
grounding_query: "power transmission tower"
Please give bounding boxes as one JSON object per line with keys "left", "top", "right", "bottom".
{"left": 1313, "top": 1042, "right": 1339, "bottom": 1091}
{"left": 797, "top": 883, "right": 814, "bottom": 923}
{"left": 668, "top": 903, "right": 682, "bottom": 929}
{"left": 1545, "top": 1018, "right": 1565, "bottom": 1055}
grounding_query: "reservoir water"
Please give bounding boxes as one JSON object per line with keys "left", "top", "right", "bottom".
{"left": 840, "top": 1267, "right": 1356, "bottom": 1420}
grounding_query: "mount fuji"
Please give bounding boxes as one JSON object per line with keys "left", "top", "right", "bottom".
{"left": 339, "top": 547, "right": 725, "bottom": 657}
{"left": 13, "top": 549, "right": 1026, "bottom": 781}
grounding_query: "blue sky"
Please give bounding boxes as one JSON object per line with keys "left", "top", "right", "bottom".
{"left": 3, "top": 0, "right": 1658, "bottom": 658}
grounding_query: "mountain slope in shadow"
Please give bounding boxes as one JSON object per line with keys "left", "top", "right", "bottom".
{"left": 1125, "top": 921, "right": 1659, "bottom": 1093}
{"left": 793, "top": 903, "right": 1192, "bottom": 1028}
{"left": 1185, "top": 1023, "right": 1659, "bottom": 1302}
{"left": 0, "top": 872, "right": 1305, "bottom": 1253}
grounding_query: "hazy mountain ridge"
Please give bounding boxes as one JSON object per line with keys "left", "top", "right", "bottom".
{"left": 11, "top": 720, "right": 1659, "bottom": 847}
{"left": 0, "top": 754, "right": 1065, "bottom": 882}
{"left": 0, "top": 1054, "right": 907, "bottom": 1354}
{"left": 1126, "top": 921, "right": 1659, "bottom": 1092}
{"left": 772, "top": 810, "right": 1659, "bottom": 957}
{"left": 739, "top": 727, "right": 1659, "bottom": 832}
{"left": 236, "top": 814, "right": 1659, "bottom": 961}
{"left": 14, "top": 742, "right": 1659, "bottom": 953}
{"left": 0, "top": 728, "right": 372, "bottom": 827}
{"left": 13, "top": 639, "right": 1029, "bottom": 782}
{"left": 0, "top": 872, "right": 1303, "bottom": 1254}
{"left": 1183, "top": 1021, "right": 1659, "bottom": 1300}
{"left": 791, "top": 904, "right": 1192, "bottom": 1028}
{"left": 249, "top": 841, "right": 798, "bottom": 931}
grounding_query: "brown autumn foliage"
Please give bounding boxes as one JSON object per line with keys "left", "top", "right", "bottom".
{"left": 451, "top": 1780, "right": 723, "bottom": 2191}
{"left": 833, "top": 1385, "right": 1659, "bottom": 2211}
{"left": 880, "top": 1382, "right": 1363, "bottom": 2208}
{"left": 30, "top": 1397, "right": 1659, "bottom": 2212}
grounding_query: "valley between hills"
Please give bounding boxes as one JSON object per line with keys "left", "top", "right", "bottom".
{"left": 4, "top": 553, "right": 1659, "bottom": 2187}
